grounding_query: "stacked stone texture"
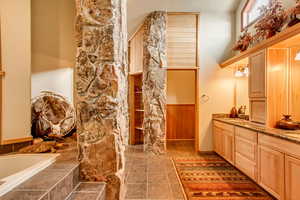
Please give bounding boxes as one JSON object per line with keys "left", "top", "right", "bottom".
{"left": 142, "top": 11, "right": 167, "bottom": 155}
{"left": 75, "top": 0, "right": 128, "bottom": 199}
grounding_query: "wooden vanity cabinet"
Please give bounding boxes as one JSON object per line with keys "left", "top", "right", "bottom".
{"left": 235, "top": 127, "right": 258, "bottom": 181}
{"left": 285, "top": 155, "right": 300, "bottom": 200}
{"left": 213, "top": 121, "right": 234, "bottom": 164}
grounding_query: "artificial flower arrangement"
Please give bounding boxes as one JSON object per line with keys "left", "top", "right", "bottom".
{"left": 233, "top": 30, "right": 253, "bottom": 52}
{"left": 233, "top": 0, "right": 300, "bottom": 52}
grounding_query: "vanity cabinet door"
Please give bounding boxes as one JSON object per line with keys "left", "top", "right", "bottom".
{"left": 285, "top": 155, "right": 300, "bottom": 200}
{"left": 213, "top": 125, "right": 224, "bottom": 156}
{"left": 250, "top": 98, "right": 266, "bottom": 124}
{"left": 223, "top": 130, "right": 235, "bottom": 165}
{"left": 213, "top": 121, "right": 234, "bottom": 164}
{"left": 258, "top": 145, "right": 285, "bottom": 200}
{"left": 249, "top": 50, "right": 266, "bottom": 98}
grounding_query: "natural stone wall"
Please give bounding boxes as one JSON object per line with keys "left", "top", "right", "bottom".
{"left": 75, "top": 0, "right": 128, "bottom": 199}
{"left": 142, "top": 11, "right": 167, "bottom": 155}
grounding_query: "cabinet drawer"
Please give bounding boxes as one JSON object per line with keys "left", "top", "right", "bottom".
{"left": 258, "top": 134, "right": 300, "bottom": 160}
{"left": 250, "top": 99, "right": 266, "bottom": 124}
{"left": 235, "top": 152, "right": 257, "bottom": 181}
{"left": 213, "top": 121, "right": 234, "bottom": 133}
{"left": 235, "top": 127, "right": 257, "bottom": 143}
{"left": 235, "top": 136, "right": 257, "bottom": 162}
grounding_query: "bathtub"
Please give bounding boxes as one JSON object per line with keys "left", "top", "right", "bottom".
{"left": 0, "top": 153, "right": 59, "bottom": 197}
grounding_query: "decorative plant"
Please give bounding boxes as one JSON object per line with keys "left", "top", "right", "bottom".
{"left": 254, "top": 0, "right": 287, "bottom": 41}
{"left": 233, "top": 30, "right": 253, "bottom": 52}
{"left": 285, "top": 0, "right": 300, "bottom": 27}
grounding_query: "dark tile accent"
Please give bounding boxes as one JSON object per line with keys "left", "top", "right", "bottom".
{"left": 66, "top": 193, "right": 99, "bottom": 200}
{"left": 1, "top": 191, "right": 47, "bottom": 200}
{"left": 49, "top": 171, "right": 73, "bottom": 200}
{"left": 75, "top": 182, "right": 105, "bottom": 192}
{"left": 13, "top": 141, "right": 32, "bottom": 152}
{"left": 125, "top": 184, "right": 147, "bottom": 199}
{"left": 0, "top": 144, "right": 13, "bottom": 154}
{"left": 0, "top": 141, "right": 32, "bottom": 155}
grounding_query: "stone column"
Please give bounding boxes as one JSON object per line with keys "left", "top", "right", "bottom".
{"left": 75, "top": 0, "right": 128, "bottom": 199}
{"left": 142, "top": 11, "right": 167, "bottom": 155}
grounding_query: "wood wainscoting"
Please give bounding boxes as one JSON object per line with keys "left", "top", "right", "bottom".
{"left": 167, "top": 104, "right": 195, "bottom": 140}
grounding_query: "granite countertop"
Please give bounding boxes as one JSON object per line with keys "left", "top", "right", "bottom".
{"left": 213, "top": 116, "right": 300, "bottom": 145}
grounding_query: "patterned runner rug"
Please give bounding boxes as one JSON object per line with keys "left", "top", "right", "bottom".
{"left": 172, "top": 154, "right": 275, "bottom": 200}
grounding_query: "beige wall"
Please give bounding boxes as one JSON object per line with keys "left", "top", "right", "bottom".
{"left": 235, "top": 0, "right": 295, "bottom": 40}
{"left": 235, "top": 76, "right": 249, "bottom": 114}
{"left": 31, "top": 0, "right": 76, "bottom": 101}
{"left": 0, "top": 0, "right": 32, "bottom": 142}
{"left": 167, "top": 70, "right": 195, "bottom": 105}
{"left": 199, "top": 12, "right": 236, "bottom": 151}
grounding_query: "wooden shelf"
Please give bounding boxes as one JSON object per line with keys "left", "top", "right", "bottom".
{"left": 135, "top": 109, "right": 144, "bottom": 112}
{"left": 220, "top": 23, "right": 300, "bottom": 68}
{"left": 135, "top": 91, "right": 142, "bottom": 94}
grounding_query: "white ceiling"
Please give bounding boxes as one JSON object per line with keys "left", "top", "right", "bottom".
{"left": 127, "top": 0, "right": 241, "bottom": 35}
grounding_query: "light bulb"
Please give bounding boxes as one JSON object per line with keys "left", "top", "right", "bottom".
{"left": 295, "top": 52, "right": 300, "bottom": 61}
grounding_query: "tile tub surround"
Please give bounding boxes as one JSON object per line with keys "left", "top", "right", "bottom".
{"left": 213, "top": 117, "right": 300, "bottom": 144}
{"left": 124, "top": 145, "right": 186, "bottom": 200}
{"left": 1, "top": 159, "right": 79, "bottom": 200}
{"left": 1, "top": 145, "right": 81, "bottom": 200}
{"left": 0, "top": 154, "right": 59, "bottom": 197}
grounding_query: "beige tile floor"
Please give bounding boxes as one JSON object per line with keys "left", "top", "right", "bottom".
{"left": 124, "top": 141, "right": 196, "bottom": 200}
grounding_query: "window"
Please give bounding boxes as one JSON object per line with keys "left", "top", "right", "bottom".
{"left": 242, "top": 0, "right": 270, "bottom": 30}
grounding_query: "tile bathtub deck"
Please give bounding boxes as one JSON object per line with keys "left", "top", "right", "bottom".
{"left": 124, "top": 145, "right": 187, "bottom": 200}
{"left": 1, "top": 146, "right": 80, "bottom": 200}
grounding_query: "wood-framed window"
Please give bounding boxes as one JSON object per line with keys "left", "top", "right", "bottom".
{"left": 241, "top": 0, "right": 270, "bottom": 31}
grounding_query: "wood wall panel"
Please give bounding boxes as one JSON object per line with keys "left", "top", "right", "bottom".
{"left": 290, "top": 47, "right": 300, "bottom": 121}
{"left": 129, "top": 27, "right": 144, "bottom": 73}
{"left": 267, "top": 48, "right": 289, "bottom": 127}
{"left": 167, "top": 104, "right": 195, "bottom": 140}
{"left": 167, "top": 14, "right": 197, "bottom": 67}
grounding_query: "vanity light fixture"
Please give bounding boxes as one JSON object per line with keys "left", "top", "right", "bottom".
{"left": 235, "top": 66, "right": 249, "bottom": 77}
{"left": 295, "top": 51, "right": 300, "bottom": 61}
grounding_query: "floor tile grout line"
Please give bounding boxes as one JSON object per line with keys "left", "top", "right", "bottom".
{"left": 165, "top": 158, "right": 174, "bottom": 200}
